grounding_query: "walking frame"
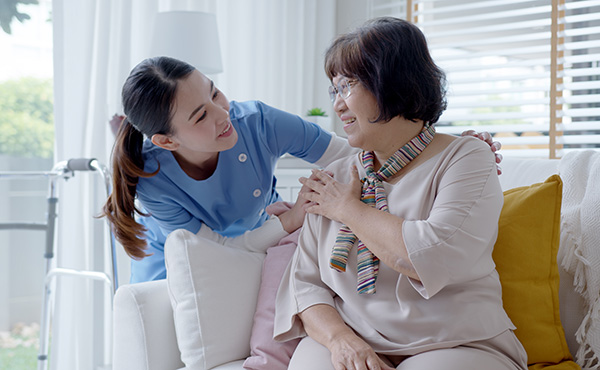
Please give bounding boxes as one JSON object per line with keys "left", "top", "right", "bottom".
{"left": 0, "top": 158, "right": 117, "bottom": 370}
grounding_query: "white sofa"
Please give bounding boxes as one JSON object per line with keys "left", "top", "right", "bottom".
{"left": 112, "top": 157, "right": 587, "bottom": 370}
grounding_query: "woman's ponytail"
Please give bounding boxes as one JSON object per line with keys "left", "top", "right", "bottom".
{"left": 102, "top": 118, "right": 157, "bottom": 259}
{"left": 102, "top": 56, "right": 195, "bottom": 259}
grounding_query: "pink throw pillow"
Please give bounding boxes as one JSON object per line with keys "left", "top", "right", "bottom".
{"left": 243, "top": 231, "right": 300, "bottom": 370}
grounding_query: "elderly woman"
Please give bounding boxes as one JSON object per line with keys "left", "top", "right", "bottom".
{"left": 273, "top": 17, "right": 528, "bottom": 370}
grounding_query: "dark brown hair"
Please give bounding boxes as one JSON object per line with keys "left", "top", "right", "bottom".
{"left": 325, "top": 17, "right": 447, "bottom": 125}
{"left": 102, "top": 57, "right": 195, "bottom": 259}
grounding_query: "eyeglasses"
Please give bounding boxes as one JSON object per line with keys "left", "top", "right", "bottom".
{"left": 328, "top": 79, "right": 358, "bottom": 102}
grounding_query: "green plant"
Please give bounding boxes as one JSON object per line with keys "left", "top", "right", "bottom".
{"left": 0, "top": 77, "right": 54, "bottom": 158}
{"left": 306, "top": 107, "right": 327, "bottom": 117}
{"left": 0, "top": 322, "right": 39, "bottom": 370}
{"left": 0, "top": 0, "right": 38, "bottom": 34}
{"left": 0, "top": 344, "right": 38, "bottom": 370}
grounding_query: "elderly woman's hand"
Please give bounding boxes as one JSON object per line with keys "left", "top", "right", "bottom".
{"left": 329, "top": 332, "right": 395, "bottom": 370}
{"left": 299, "top": 166, "right": 363, "bottom": 223}
{"left": 300, "top": 304, "right": 396, "bottom": 370}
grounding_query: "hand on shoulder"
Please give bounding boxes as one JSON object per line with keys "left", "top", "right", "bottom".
{"left": 461, "top": 130, "right": 503, "bottom": 175}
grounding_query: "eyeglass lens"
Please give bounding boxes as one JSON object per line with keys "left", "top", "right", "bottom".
{"left": 328, "top": 79, "right": 352, "bottom": 102}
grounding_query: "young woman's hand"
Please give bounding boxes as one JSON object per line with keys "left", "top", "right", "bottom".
{"left": 276, "top": 175, "right": 317, "bottom": 233}
{"left": 461, "top": 130, "right": 503, "bottom": 175}
{"left": 299, "top": 166, "right": 363, "bottom": 224}
{"left": 277, "top": 197, "right": 307, "bottom": 235}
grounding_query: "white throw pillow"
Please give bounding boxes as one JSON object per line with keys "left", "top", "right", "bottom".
{"left": 165, "top": 229, "right": 265, "bottom": 370}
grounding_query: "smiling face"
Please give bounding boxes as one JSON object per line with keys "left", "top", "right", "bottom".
{"left": 331, "top": 74, "right": 424, "bottom": 164}
{"left": 324, "top": 18, "right": 446, "bottom": 164}
{"left": 154, "top": 70, "right": 237, "bottom": 165}
{"left": 332, "top": 75, "right": 380, "bottom": 151}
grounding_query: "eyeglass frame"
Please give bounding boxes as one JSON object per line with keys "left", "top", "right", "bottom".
{"left": 328, "top": 78, "right": 359, "bottom": 102}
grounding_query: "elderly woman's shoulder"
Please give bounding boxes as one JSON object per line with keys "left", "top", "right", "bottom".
{"left": 322, "top": 152, "right": 363, "bottom": 181}
{"left": 434, "top": 132, "right": 491, "bottom": 151}
{"left": 425, "top": 133, "right": 495, "bottom": 168}
{"left": 436, "top": 132, "right": 458, "bottom": 146}
{"left": 456, "top": 133, "right": 496, "bottom": 153}
{"left": 442, "top": 133, "right": 497, "bottom": 166}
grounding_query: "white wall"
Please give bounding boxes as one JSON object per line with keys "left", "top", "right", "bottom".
{"left": 336, "top": 0, "right": 370, "bottom": 35}
{"left": 328, "top": 0, "right": 370, "bottom": 136}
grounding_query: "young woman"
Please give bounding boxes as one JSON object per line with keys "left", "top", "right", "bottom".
{"left": 274, "top": 17, "right": 527, "bottom": 370}
{"left": 103, "top": 56, "right": 502, "bottom": 284}
{"left": 103, "top": 57, "right": 357, "bottom": 282}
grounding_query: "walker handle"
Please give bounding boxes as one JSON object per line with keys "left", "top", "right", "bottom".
{"left": 66, "top": 158, "right": 96, "bottom": 171}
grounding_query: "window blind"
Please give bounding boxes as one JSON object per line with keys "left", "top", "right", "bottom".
{"left": 368, "top": 0, "right": 600, "bottom": 158}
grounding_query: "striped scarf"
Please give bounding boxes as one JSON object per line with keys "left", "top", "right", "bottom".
{"left": 330, "top": 125, "right": 436, "bottom": 294}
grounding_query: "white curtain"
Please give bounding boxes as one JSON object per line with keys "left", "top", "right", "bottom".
{"left": 214, "top": 0, "right": 336, "bottom": 116}
{"left": 51, "top": 0, "right": 334, "bottom": 368}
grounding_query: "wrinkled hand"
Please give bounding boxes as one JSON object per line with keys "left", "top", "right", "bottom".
{"left": 299, "top": 167, "right": 363, "bottom": 223}
{"left": 461, "top": 130, "right": 503, "bottom": 175}
{"left": 330, "top": 333, "right": 395, "bottom": 370}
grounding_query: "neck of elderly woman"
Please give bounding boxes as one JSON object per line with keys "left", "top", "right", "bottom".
{"left": 372, "top": 116, "right": 426, "bottom": 171}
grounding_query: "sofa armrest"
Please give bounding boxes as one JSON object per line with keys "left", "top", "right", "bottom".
{"left": 113, "top": 280, "right": 184, "bottom": 370}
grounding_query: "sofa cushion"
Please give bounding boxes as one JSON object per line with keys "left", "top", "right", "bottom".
{"left": 165, "top": 229, "right": 265, "bottom": 370}
{"left": 243, "top": 236, "right": 300, "bottom": 370}
{"left": 493, "top": 175, "right": 579, "bottom": 370}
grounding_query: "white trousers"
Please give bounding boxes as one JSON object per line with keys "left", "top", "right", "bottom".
{"left": 288, "top": 330, "right": 528, "bottom": 370}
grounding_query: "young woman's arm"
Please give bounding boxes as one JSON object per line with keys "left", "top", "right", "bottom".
{"left": 195, "top": 215, "right": 288, "bottom": 253}
{"left": 195, "top": 189, "right": 308, "bottom": 253}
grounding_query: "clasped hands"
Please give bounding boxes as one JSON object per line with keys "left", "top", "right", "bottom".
{"left": 298, "top": 166, "right": 363, "bottom": 223}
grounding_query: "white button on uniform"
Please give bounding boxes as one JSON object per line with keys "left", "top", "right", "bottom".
{"left": 253, "top": 189, "right": 261, "bottom": 197}
{"left": 259, "top": 208, "right": 265, "bottom": 216}
{"left": 238, "top": 153, "right": 247, "bottom": 162}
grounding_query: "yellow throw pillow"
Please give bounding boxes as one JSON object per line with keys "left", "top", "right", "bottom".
{"left": 493, "top": 175, "right": 579, "bottom": 370}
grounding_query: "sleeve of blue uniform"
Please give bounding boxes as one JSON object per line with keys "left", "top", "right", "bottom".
{"left": 136, "top": 178, "right": 203, "bottom": 238}
{"left": 254, "top": 101, "right": 332, "bottom": 163}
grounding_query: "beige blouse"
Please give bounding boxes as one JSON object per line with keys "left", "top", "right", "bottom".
{"left": 274, "top": 137, "right": 516, "bottom": 355}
